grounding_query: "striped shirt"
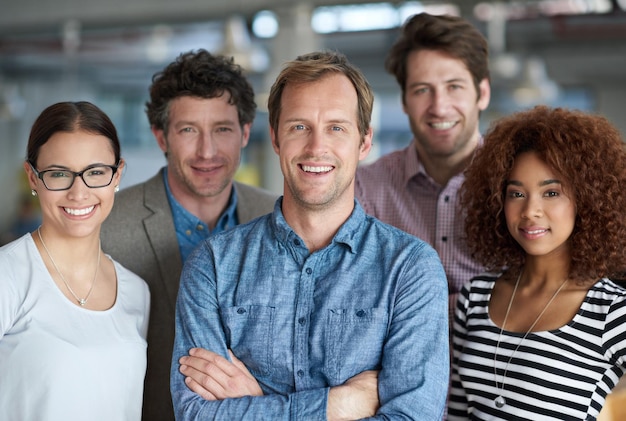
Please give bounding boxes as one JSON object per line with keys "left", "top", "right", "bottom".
{"left": 449, "top": 275, "right": 626, "bottom": 420}
{"left": 355, "top": 140, "right": 485, "bottom": 325}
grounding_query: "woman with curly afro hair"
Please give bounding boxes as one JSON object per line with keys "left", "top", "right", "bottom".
{"left": 448, "top": 106, "right": 626, "bottom": 420}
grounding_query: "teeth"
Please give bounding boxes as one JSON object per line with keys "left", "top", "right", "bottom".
{"left": 64, "top": 206, "right": 95, "bottom": 216}
{"left": 302, "top": 165, "right": 332, "bottom": 173}
{"left": 526, "top": 229, "right": 546, "bottom": 234}
{"left": 431, "top": 121, "right": 456, "bottom": 130}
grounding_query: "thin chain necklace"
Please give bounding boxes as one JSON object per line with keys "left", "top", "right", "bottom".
{"left": 37, "top": 226, "right": 101, "bottom": 307}
{"left": 493, "top": 270, "right": 569, "bottom": 409}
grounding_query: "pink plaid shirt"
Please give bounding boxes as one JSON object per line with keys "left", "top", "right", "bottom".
{"left": 355, "top": 140, "right": 485, "bottom": 325}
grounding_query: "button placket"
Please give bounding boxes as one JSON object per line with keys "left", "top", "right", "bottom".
{"left": 292, "top": 256, "right": 316, "bottom": 389}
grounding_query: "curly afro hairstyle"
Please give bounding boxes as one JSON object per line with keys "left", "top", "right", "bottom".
{"left": 461, "top": 105, "right": 626, "bottom": 281}
{"left": 145, "top": 49, "right": 256, "bottom": 134}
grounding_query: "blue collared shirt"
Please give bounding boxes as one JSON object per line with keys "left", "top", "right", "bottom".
{"left": 163, "top": 168, "right": 239, "bottom": 262}
{"left": 172, "top": 199, "right": 449, "bottom": 420}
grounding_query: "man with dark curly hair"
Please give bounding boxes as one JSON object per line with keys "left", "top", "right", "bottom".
{"left": 101, "top": 50, "right": 277, "bottom": 421}
{"left": 449, "top": 106, "right": 626, "bottom": 420}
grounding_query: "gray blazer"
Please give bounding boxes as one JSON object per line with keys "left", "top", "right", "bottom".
{"left": 100, "top": 169, "right": 277, "bottom": 421}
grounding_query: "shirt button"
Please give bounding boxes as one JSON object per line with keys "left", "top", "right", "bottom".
{"left": 305, "top": 268, "right": 312, "bottom": 275}
{"left": 185, "top": 229, "right": 192, "bottom": 236}
{"left": 293, "top": 239, "right": 300, "bottom": 246}
{"left": 444, "top": 195, "right": 450, "bottom": 202}
{"left": 197, "top": 224, "right": 204, "bottom": 231}
{"left": 237, "top": 307, "right": 246, "bottom": 314}
{"left": 442, "top": 236, "right": 448, "bottom": 242}
{"left": 297, "top": 370, "right": 304, "bottom": 377}
{"left": 298, "top": 317, "right": 306, "bottom": 325}
{"left": 356, "top": 310, "right": 366, "bottom": 317}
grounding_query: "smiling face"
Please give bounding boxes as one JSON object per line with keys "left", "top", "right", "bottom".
{"left": 403, "top": 49, "right": 490, "bottom": 162}
{"left": 153, "top": 95, "right": 250, "bottom": 203}
{"left": 271, "top": 73, "right": 372, "bottom": 213}
{"left": 504, "top": 151, "right": 576, "bottom": 260}
{"left": 25, "top": 129, "right": 122, "bottom": 238}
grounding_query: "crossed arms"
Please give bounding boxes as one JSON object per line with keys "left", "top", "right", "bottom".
{"left": 170, "top": 239, "right": 450, "bottom": 420}
{"left": 179, "top": 348, "right": 379, "bottom": 421}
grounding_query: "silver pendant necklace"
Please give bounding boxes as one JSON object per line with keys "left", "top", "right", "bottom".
{"left": 37, "top": 226, "right": 101, "bottom": 306}
{"left": 493, "top": 271, "right": 569, "bottom": 408}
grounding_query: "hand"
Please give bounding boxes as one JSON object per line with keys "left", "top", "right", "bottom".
{"left": 327, "top": 370, "right": 380, "bottom": 421}
{"left": 179, "top": 348, "right": 263, "bottom": 401}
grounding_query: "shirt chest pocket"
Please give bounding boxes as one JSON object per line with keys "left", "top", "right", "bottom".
{"left": 324, "top": 308, "right": 389, "bottom": 384}
{"left": 221, "top": 305, "right": 275, "bottom": 377}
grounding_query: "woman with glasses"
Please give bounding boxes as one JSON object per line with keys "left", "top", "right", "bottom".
{"left": 0, "top": 101, "right": 150, "bottom": 421}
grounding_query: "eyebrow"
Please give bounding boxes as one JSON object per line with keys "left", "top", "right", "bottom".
{"left": 506, "top": 179, "right": 562, "bottom": 187}
{"left": 39, "top": 163, "right": 112, "bottom": 171}
{"left": 407, "top": 78, "right": 469, "bottom": 88}
{"left": 282, "top": 118, "right": 354, "bottom": 126}
{"left": 212, "top": 120, "right": 238, "bottom": 126}
{"left": 174, "top": 119, "right": 237, "bottom": 127}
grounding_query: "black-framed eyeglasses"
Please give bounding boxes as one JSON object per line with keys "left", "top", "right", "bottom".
{"left": 29, "top": 162, "right": 119, "bottom": 191}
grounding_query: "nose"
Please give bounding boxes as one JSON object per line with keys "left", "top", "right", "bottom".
{"left": 66, "top": 174, "right": 91, "bottom": 200}
{"left": 429, "top": 89, "right": 450, "bottom": 115}
{"left": 304, "top": 129, "right": 328, "bottom": 156}
{"left": 521, "top": 195, "right": 543, "bottom": 219}
{"left": 197, "top": 132, "right": 218, "bottom": 158}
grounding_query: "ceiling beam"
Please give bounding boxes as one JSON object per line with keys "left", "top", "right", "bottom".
{"left": 0, "top": 0, "right": 448, "bottom": 35}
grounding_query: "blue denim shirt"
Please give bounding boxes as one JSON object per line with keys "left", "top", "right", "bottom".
{"left": 172, "top": 199, "right": 449, "bottom": 420}
{"left": 163, "top": 168, "right": 238, "bottom": 262}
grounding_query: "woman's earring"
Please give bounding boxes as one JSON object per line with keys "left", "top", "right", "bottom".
{"left": 114, "top": 186, "right": 119, "bottom": 193}
{"left": 31, "top": 189, "right": 37, "bottom": 196}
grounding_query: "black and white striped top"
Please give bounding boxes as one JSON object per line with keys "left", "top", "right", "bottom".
{"left": 449, "top": 275, "right": 626, "bottom": 420}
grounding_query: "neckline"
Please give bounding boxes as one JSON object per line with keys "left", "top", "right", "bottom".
{"left": 29, "top": 232, "right": 119, "bottom": 312}
{"left": 486, "top": 277, "right": 588, "bottom": 335}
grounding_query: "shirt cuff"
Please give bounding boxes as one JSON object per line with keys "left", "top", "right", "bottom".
{"left": 292, "top": 387, "right": 329, "bottom": 420}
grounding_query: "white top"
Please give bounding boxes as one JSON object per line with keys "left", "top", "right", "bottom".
{"left": 0, "top": 233, "right": 150, "bottom": 421}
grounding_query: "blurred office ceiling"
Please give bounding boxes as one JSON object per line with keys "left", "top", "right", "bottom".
{"left": 0, "top": 0, "right": 625, "bottom": 226}
{"left": 0, "top": 0, "right": 625, "bottom": 106}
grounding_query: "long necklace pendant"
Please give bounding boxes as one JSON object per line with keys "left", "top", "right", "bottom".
{"left": 495, "top": 395, "right": 506, "bottom": 408}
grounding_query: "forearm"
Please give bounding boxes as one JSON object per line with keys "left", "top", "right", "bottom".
{"left": 176, "top": 350, "right": 381, "bottom": 421}
{"left": 326, "top": 370, "right": 379, "bottom": 421}
{"left": 172, "top": 382, "right": 328, "bottom": 421}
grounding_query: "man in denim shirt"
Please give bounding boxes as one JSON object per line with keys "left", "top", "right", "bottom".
{"left": 171, "top": 51, "right": 449, "bottom": 420}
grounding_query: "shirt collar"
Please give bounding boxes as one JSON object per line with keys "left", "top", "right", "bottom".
{"left": 163, "top": 167, "right": 239, "bottom": 234}
{"left": 405, "top": 136, "right": 484, "bottom": 187}
{"left": 270, "top": 197, "right": 365, "bottom": 254}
